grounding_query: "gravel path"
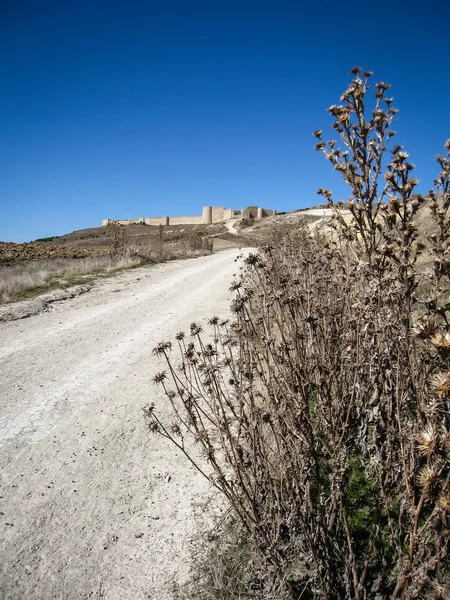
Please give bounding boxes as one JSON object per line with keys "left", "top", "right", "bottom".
{"left": 0, "top": 249, "right": 242, "bottom": 599}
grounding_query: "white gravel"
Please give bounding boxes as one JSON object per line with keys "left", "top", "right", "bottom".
{"left": 0, "top": 249, "right": 243, "bottom": 599}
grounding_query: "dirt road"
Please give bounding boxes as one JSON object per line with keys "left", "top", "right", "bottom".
{"left": 0, "top": 249, "right": 243, "bottom": 599}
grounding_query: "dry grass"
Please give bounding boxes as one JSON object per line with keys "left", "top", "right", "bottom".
{"left": 0, "top": 255, "right": 141, "bottom": 302}
{"left": 0, "top": 231, "right": 215, "bottom": 303}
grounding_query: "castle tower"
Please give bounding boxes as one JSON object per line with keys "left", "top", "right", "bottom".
{"left": 202, "top": 206, "right": 212, "bottom": 224}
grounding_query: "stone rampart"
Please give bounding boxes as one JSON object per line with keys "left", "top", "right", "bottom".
{"left": 145, "top": 217, "right": 169, "bottom": 226}
{"left": 169, "top": 215, "right": 204, "bottom": 225}
{"left": 242, "top": 206, "right": 276, "bottom": 219}
{"left": 102, "top": 205, "right": 275, "bottom": 226}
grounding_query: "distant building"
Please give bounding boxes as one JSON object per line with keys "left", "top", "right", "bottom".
{"left": 101, "top": 205, "right": 275, "bottom": 227}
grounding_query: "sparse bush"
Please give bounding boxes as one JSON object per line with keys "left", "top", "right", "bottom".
{"left": 147, "top": 69, "right": 450, "bottom": 599}
{"left": 31, "top": 236, "right": 55, "bottom": 242}
{"left": 126, "top": 234, "right": 213, "bottom": 264}
{"left": 106, "top": 220, "right": 126, "bottom": 258}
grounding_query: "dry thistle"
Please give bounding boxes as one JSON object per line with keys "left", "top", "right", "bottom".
{"left": 418, "top": 464, "right": 442, "bottom": 498}
{"left": 147, "top": 71, "right": 450, "bottom": 600}
{"left": 152, "top": 341, "right": 172, "bottom": 356}
{"left": 430, "top": 330, "right": 450, "bottom": 350}
{"left": 170, "top": 423, "right": 181, "bottom": 436}
{"left": 190, "top": 323, "right": 203, "bottom": 336}
{"left": 152, "top": 371, "right": 168, "bottom": 384}
{"left": 432, "top": 372, "right": 450, "bottom": 397}
{"left": 438, "top": 492, "right": 450, "bottom": 512}
{"left": 416, "top": 426, "right": 439, "bottom": 457}
{"left": 412, "top": 315, "right": 439, "bottom": 339}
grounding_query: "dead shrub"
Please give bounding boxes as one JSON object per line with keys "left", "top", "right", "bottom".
{"left": 147, "top": 70, "right": 450, "bottom": 599}
{"left": 106, "top": 220, "right": 126, "bottom": 258}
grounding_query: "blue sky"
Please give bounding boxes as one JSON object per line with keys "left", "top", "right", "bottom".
{"left": 1, "top": 0, "right": 449, "bottom": 242}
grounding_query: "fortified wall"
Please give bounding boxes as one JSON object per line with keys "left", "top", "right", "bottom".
{"left": 101, "top": 205, "right": 275, "bottom": 227}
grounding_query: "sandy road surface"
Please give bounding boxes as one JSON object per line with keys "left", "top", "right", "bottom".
{"left": 0, "top": 249, "right": 243, "bottom": 600}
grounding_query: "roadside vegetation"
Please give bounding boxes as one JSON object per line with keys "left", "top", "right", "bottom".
{"left": 0, "top": 222, "right": 215, "bottom": 303}
{"left": 0, "top": 255, "right": 141, "bottom": 301}
{"left": 147, "top": 69, "right": 450, "bottom": 598}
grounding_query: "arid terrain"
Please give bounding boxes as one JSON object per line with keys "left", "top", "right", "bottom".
{"left": 0, "top": 249, "right": 243, "bottom": 599}
{"left": 0, "top": 206, "right": 338, "bottom": 266}
{"left": 0, "top": 200, "right": 441, "bottom": 599}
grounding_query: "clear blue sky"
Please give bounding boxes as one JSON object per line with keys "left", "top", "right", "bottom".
{"left": 1, "top": 0, "right": 449, "bottom": 242}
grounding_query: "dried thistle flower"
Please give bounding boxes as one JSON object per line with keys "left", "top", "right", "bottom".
{"left": 152, "top": 341, "right": 172, "bottom": 355}
{"left": 438, "top": 492, "right": 450, "bottom": 512}
{"left": 229, "top": 281, "right": 243, "bottom": 292}
{"left": 195, "top": 429, "right": 209, "bottom": 443}
{"left": 432, "top": 372, "right": 450, "bottom": 397}
{"left": 430, "top": 330, "right": 450, "bottom": 350}
{"left": 152, "top": 371, "right": 167, "bottom": 384}
{"left": 190, "top": 323, "right": 203, "bottom": 336}
{"left": 171, "top": 423, "right": 181, "bottom": 436}
{"left": 416, "top": 426, "right": 439, "bottom": 457}
{"left": 148, "top": 422, "right": 159, "bottom": 433}
{"left": 418, "top": 464, "right": 441, "bottom": 498}
{"left": 412, "top": 315, "right": 438, "bottom": 339}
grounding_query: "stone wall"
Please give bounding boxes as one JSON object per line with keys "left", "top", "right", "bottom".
{"left": 102, "top": 205, "right": 275, "bottom": 226}
{"left": 145, "top": 217, "right": 169, "bottom": 226}
{"left": 241, "top": 206, "right": 259, "bottom": 219}
{"left": 169, "top": 215, "right": 204, "bottom": 225}
{"left": 211, "top": 206, "right": 226, "bottom": 223}
{"left": 241, "top": 206, "right": 276, "bottom": 219}
{"left": 102, "top": 218, "right": 145, "bottom": 226}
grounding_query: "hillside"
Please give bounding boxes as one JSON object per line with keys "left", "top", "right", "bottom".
{"left": 1, "top": 198, "right": 440, "bottom": 266}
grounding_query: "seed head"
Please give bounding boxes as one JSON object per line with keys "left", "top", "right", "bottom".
{"left": 431, "top": 330, "right": 450, "bottom": 350}
{"left": 416, "top": 426, "right": 439, "bottom": 457}
{"left": 152, "top": 341, "right": 172, "bottom": 356}
{"left": 190, "top": 323, "right": 203, "bottom": 336}
{"left": 152, "top": 371, "right": 168, "bottom": 384}
{"left": 438, "top": 492, "right": 450, "bottom": 512}
{"left": 418, "top": 464, "right": 441, "bottom": 498}
{"left": 170, "top": 423, "right": 181, "bottom": 437}
{"left": 432, "top": 372, "right": 450, "bottom": 397}
{"left": 148, "top": 422, "right": 159, "bottom": 433}
{"left": 195, "top": 430, "right": 209, "bottom": 443}
{"left": 229, "top": 280, "right": 243, "bottom": 292}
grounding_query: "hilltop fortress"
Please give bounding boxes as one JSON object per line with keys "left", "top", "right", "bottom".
{"left": 101, "top": 205, "right": 275, "bottom": 227}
